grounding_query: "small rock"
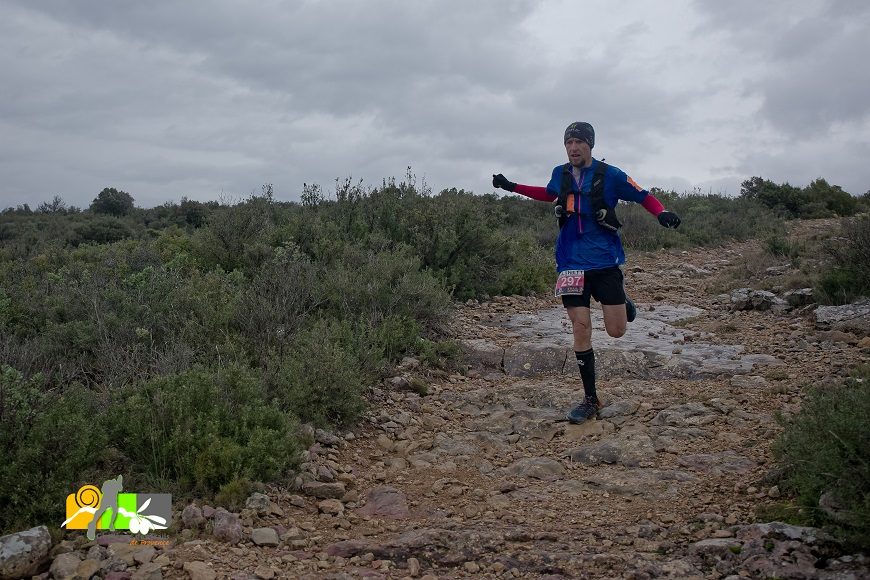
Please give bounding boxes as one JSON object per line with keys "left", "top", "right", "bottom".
{"left": 132, "top": 547, "right": 156, "bottom": 565}
{"left": 503, "top": 457, "right": 566, "bottom": 481}
{"left": 50, "top": 552, "right": 82, "bottom": 580}
{"left": 50, "top": 540, "right": 76, "bottom": 559}
{"left": 253, "top": 565, "right": 275, "bottom": 579}
{"left": 245, "top": 493, "right": 271, "bottom": 514}
{"left": 76, "top": 558, "right": 102, "bottom": 579}
{"left": 376, "top": 434, "right": 395, "bottom": 451}
{"left": 183, "top": 561, "right": 216, "bottom": 580}
{"left": 386, "top": 376, "right": 411, "bottom": 390}
{"left": 182, "top": 504, "right": 206, "bottom": 529}
{"left": 318, "top": 499, "right": 345, "bottom": 516}
{"left": 464, "top": 561, "right": 480, "bottom": 573}
{"left": 153, "top": 555, "right": 171, "bottom": 566}
{"left": 768, "top": 485, "right": 781, "bottom": 499}
{"left": 251, "top": 527, "right": 280, "bottom": 547}
{"left": 783, "top": 287, "right": 814, "bottom": 307}
{"left": 85, "top": 545, "right": 105, "bottom": 561}
{"left": 564, "top": 420, "right": 609, "bottom": 440}
{"left": 408, "top": 557, "right": 421, "bottom": 576}
{"left": 315, "top": 428, "right": 342, "bottom": 446}
{"left": 317, "top": 465, "right": 335, "bottom": 483}
{"left": 131, "top": 563, "right": 162, "bottom": 580}
{"left": 280, "top": 527, "right": 304, "bottom": 542}
{"left": 302, "top": 481, "right": 346, "bottom": 500}
{"left": 690, "top": 538, "right": 742, "bottom": 556}
{"left": 212, "top": 510, "right": 244, "bottom": 545}
{"left": 599, "top": 400, "right": 640, "bottom": 419}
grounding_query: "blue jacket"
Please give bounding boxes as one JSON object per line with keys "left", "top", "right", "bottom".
{"left": 546, "top": 158, "right": 649, "bottom": 272}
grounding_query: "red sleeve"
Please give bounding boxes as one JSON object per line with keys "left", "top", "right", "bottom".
{"left": 514, "top": 184, "right": 556, "bottom": 202}
{"left": 640, "top": 194, "right": 665, "bottom": 216}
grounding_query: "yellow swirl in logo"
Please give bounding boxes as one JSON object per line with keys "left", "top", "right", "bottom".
{"left": 75, "top": 484, "right": 101, "bottom": 509}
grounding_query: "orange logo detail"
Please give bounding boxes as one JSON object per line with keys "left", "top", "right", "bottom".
{"left": 627, "top": 176, "right": 643, "bottom": 192}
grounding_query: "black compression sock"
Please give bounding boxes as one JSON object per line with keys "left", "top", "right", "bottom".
{"left": 575, "top": 349, "right": 596, "bottom": 400}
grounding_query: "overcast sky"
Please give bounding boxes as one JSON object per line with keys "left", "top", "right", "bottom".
{"left": 2, "top": 0, "right": 868, "bottom": 209}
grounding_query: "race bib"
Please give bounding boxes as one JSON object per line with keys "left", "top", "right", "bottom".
{"left": 555, "top": 269, "right": 585, "bottom": 297}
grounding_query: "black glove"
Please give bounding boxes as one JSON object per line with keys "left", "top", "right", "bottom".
{"left": 492, "top": 174, "right": 516, "bottom": 192}
{"left": 657, "top": 211, "right": 681, "bottom": 229}
{"left": 596, "top": 208, "right": 622, "bottom": 232}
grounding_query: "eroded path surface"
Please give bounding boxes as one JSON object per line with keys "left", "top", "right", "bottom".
{"left": 48, "top": 240, "right": 868, "bottom": 579}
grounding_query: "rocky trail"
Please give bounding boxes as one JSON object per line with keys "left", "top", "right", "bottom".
{"left": 5, "top": 232, "right": 870, "bottom": 579}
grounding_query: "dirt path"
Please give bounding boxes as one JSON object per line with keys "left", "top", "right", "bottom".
{"left": 43, "top": 237, "right": 868, "bottom": 579}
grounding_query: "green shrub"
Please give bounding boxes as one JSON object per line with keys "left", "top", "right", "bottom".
{"left": 324, "top": 244, "right": 452, "bottom": 333}
{"left": 106, "top": 365, "right": 303, "bottom": 494}
{"left": 740, "top": 176, "right": 858, "bottom": 218}
{"left": 70, "top": 216, "right": 133, "bottom": 246}
{"left": 772, "top": 367, "right": 870, "bottom": 548}
{"left": 193, "top": 192, "right": 278, "bottom": 273}
{"left": 619, "top": 191, "right": 784, "bottom": 252}
{"left": 765, "top": 234, "right": 804, "bottom": 260}
{"left": 266, "top": 319, "right": 369, "bottom": 427}
{"left": 493, "top": 235, "right": 552, "bottom": 297}
{"left": 815, "top": 215, "right": 870, "bottom": 305}
{"left": 415, "top": 337, "right": 463, "bottom": 371}
{"left": 214, "top": 477, "right": 254, "bottom": 511}
{"left": 0, "top": 367, "right": 109, "bottom": 533}
{"left": 232, "top": 244, "right": 320, "bottom": 363}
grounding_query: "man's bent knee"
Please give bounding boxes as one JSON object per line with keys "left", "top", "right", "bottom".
{"left": 606, "top": 326, "right": 626, "bottom": 338}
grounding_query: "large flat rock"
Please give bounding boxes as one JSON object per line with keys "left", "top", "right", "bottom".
{"left": 466, "top": 303, "right": 784, "bottom": 378}
{"left": 815, "top": 298, "right": 870, "bottom": 336}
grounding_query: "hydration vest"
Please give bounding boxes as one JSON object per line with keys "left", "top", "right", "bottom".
{"left": 555, "top": 161, "right": 621, "bottom": 230}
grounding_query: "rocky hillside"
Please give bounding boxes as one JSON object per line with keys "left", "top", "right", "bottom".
{"left": 3, "top": 230, "right": 869, "bottom": 579}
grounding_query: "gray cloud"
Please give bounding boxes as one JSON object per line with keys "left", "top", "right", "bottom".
{"left": 692, "top": 0, "right": 870, "bottom": 134}
{"left": 1, "top": 0, "right": 867, "bottom": 209}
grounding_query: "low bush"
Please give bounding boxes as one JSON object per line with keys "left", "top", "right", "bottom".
{"left": 772, "top": 367, "right": 870, "bottom": 548}
{"left": 0, "top": 367, "right": 109, "bottom": 532}
{"left": 323, "top": 244, "right": 452, "bottom": 332}
{"left": 815, "top": 215, "right": 870, "bottom": 305}
{"left": 740, "top": 176, "right": 859, "bottom": 218}
{"left": 106, "top": 365, "right": 305, "bottom": 494}
{"left": 619, "top": 192, "right": 784, "bottom": 252}
{"left": 765, "top": 234, "right": 805, "bottom": 260}
{"left": 265, "top": 318, "right": 370, "bottom": 428}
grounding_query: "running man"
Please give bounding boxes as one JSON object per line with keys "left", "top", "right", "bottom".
{"left": 492, "top": 122, "right": 680, "bottom": 423}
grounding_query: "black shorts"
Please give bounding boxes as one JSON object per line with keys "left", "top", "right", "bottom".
{"left": 560, "top": 266, "right": 626, "bottom": 308}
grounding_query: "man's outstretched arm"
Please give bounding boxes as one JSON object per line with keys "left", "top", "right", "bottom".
{"left": 641, "top": 194, "right": 681, "bottom": 228}
{"left": 616, "top": 173, "right": 681, "bottom": 229}
{"left": 492, "top": 174, "right": 556, "bottom": 202}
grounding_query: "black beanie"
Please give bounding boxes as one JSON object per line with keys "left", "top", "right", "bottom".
{"left": 564, "top": 122, "right": 595, "bottom": 148}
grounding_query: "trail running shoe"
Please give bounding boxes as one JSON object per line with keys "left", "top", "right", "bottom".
{"left": 626, "top": 296, "right": 637, "bottom": 323}
{"left": 566, "top": 396, "right": 602, "bottom": 424}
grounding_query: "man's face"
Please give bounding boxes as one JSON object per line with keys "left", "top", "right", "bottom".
{"left": 565, "top": 138, "right": 591, "bottom": 167}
